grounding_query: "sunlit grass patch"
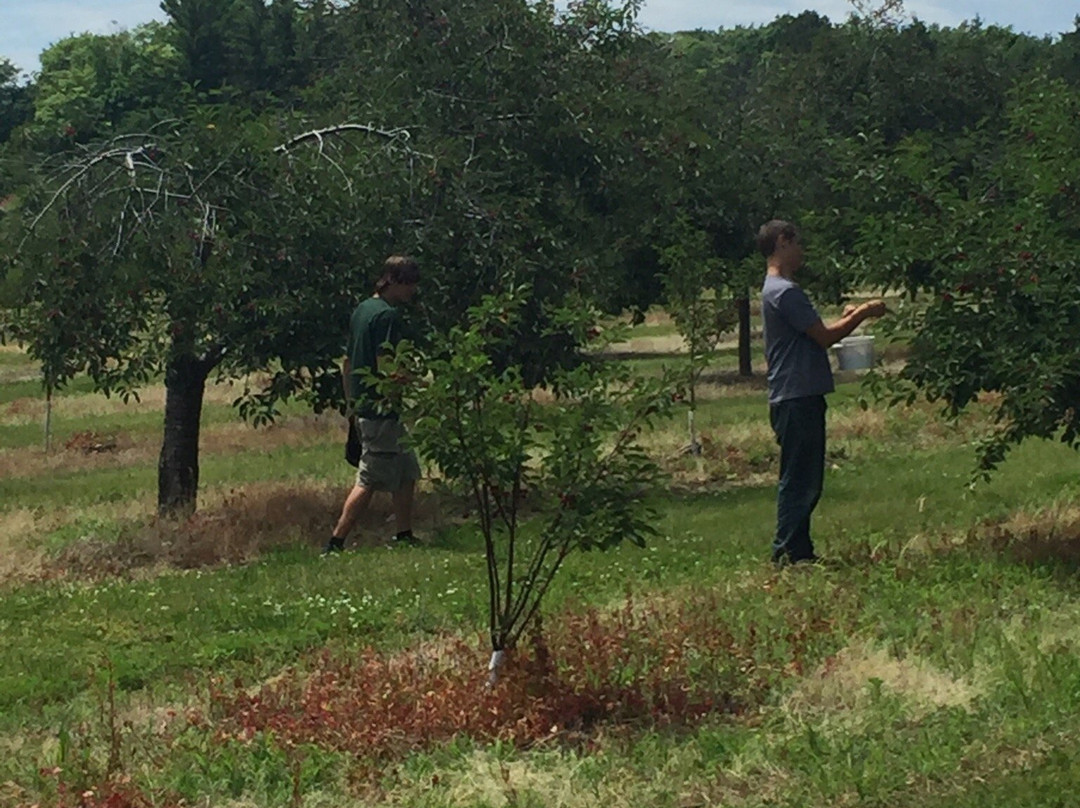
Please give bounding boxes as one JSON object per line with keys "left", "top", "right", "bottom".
{"left": 615, "top": 345, "right": 768, "bottom": 379}
{"left": 0, "top": 377, "right": 253, "bottom": 423}
{"left": 0, "top": 398, "right": 243, "bottom": 454}
{"left": 783, "top": 640, "right": 981, "bottom": 721}
{"left": 970, "top": 502, "right": 1080, "bottom": 571}
{"left": 386, "top": 747, "right": 665, "bottom": 808}
{"left": 0, "top": 348, "right": 38, "bottom": 386}
{"left": 0, "top": 413, "right": 342, "bottom": 482}
{"left": 0, "top": 477, "right": 453, "bottom": 587}
{"left": 0, "top": 509, "right": 51, "bottom": 582}
{"left": 606, "top": 331, "right": 688, "bottom": 356}
{"left": 0, "top": 435, "right": 356, "bottom": 513}
{"left": 0, "top": 374, "right": 98, "bottom": 405}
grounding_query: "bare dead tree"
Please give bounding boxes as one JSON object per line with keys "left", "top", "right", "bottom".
{"left": 849, "top": 0, "right": 908, "bottom": 28}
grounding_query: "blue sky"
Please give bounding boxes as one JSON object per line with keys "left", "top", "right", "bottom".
{"left": 2, "top": 0, "right": 1077, "bottom": 78}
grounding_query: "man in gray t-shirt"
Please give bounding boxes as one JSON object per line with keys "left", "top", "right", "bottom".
{"left": 757, "top": 220, "right": 885, "bottom": 565}
{"left": 762, "top": 273, "right": 835, "bottom": 405}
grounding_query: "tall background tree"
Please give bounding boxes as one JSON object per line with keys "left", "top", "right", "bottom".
{"left": 0, "top": 58, "right": 32, "bottom": 144}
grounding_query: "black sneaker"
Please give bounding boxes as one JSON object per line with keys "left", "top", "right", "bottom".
{"left": 322, "top": 536, "right": 346, "bottom": 556}
{"left": 386, "top": 531, "right": 421, "bottom": 547}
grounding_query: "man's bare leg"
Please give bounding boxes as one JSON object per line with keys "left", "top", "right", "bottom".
{"left": 324, "top": 485, "right": 374, "bottom": 553}
{"left": 390, "top": 480, "right": 417, "bottom": 543}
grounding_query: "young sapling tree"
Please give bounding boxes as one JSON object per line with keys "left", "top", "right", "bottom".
{"left": 373, "top": 288, "right": 679, "bottom": 683}
{"left": 660, "top": 215, "right": 735, "bottom": 455}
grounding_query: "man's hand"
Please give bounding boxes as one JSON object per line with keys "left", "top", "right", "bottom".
{"left": 810, "top": 299, "right": 889, "bottom": 349}
{"left": 861, "top": 299, "right": 888, "bottom": 318}
{"left": 844, "top": 300, "right": 888, "bottom": 319}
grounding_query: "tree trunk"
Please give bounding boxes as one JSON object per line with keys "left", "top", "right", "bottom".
{"left": 737, "top": 294, "right": 753, "bottom": 377}
{"left": 158, "top": 354, "right": 210, "bottom": 517}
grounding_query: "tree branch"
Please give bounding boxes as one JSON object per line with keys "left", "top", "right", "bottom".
{"left": 21, "top": 145, "right": 156, "bottom": 246}
{"left": 274, "top": 123, "right": 433, "bottom": 159}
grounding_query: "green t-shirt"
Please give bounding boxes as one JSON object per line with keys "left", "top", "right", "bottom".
{"left": 346, "top": 296, "right": 403, "bottom": 419}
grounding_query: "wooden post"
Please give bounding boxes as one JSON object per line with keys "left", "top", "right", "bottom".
{"left": 737, "top": 294, "right": 753, "bottom": 377}
{"left": 44, "top": 381, "right": 53, "bottom": 454}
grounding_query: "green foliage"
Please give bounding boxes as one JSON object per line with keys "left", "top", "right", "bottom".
{"left": 846, "top": 74, "right": 1080, "bottom": 474}
{"left": 162, "top": 0, "right": 316, "bottom": 98}
{"left": 28, "top": 26, "right": 181, "bottom": 146}
{"left": 0, "top": 58, "right": 32, "bottom": 144}
{"left": 5, "top": 108, "right": 368, "bottom": 397}
{"left": 374, "top": 289, "right": 678, "bottom": 653}
{"left": 2, "top": 104, "right": 411, "bottom": 511}
{"left": 162, "top": 0, "right": 241, "bottom": 91}
{"left": 2, "top": 0, "right": 680, "bottom": 513}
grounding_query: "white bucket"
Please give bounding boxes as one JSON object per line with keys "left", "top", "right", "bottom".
{"left": 835, "top": 335, "right": 875, "bottom": 371}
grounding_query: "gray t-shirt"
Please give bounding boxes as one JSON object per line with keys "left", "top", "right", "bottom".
{"left": 761, "top": 274, "right": 834, "bottom": 405}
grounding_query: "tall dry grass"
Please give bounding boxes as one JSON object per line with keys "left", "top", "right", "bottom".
{"left": 21, "top": 479, "right": 450, "bottom": 583}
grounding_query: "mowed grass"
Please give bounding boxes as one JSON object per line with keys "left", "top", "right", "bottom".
{"left": 3, "top": 342, "right": 1080, "bottom": 806}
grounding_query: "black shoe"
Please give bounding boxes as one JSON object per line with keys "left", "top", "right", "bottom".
{"left": 386, "top": 531, "right": 420, "bottom": 547}
{"left": 322, "top": 536, "right": 346, "bottom": 556}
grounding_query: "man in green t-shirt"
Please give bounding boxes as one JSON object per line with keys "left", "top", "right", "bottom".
{"left": 324, "top": 255, "right": 422, "bottom": 554}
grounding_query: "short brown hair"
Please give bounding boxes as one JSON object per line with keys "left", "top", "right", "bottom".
{"left": 374, "top": 255, "right": 420, "bottom": 293}
{"left": 755, "top": 220, "right": 799, "bottom": 258}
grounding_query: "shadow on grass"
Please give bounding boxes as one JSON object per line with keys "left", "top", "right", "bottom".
{"left": 603, "top": 349, "right": 686, "bottom": 362}
{"left": 980, "top": 520, "right": 1080, "bottom": 577}
{"left": 864, "top": 506, "right": 1080, "bottom": 579}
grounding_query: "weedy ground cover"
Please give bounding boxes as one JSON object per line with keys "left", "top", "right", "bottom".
{"left": 2, "top": 337, "right": 1080, "bottom": 806}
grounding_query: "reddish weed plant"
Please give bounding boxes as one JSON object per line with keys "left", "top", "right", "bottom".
{"left": 210, "top": 593, "right": 837, "bottom": 763}
{"left": 64, "top": 431, "right": 121, "bottom": 455}
{"left": 27, "top": 771, "right": 166, "bottom": 808}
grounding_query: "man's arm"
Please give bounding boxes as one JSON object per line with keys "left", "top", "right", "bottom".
{"left": 805, "top": 300, "right": 887, "bottom": 349}
{"left": 341, "top": 356, "right": 352, "bottom": 410}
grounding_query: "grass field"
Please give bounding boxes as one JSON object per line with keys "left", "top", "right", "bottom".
{"left": 2, "top": 327, "right": 1080, "bottom": 807}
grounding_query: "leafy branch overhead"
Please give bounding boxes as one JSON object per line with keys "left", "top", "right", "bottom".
{"left": 836, "top": 75, "right": 1080, "bottom": 476}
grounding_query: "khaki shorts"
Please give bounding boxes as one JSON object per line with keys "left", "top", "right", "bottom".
{"left": 355, "top": 418, "right": 422, "bottom": 492}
